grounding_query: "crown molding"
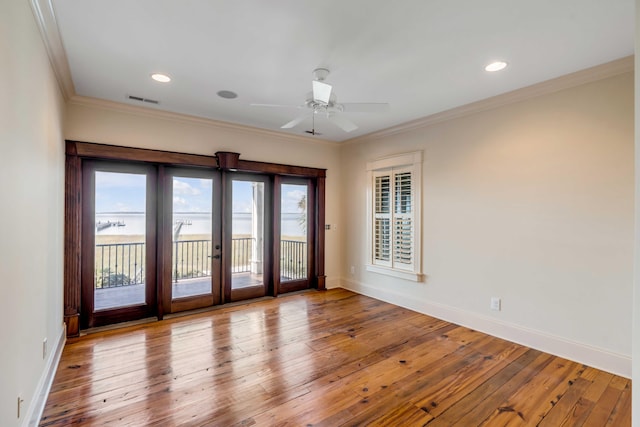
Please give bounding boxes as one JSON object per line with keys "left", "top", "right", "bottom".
{"left": 31, "top": 1, "right": 631, "bottom": 148}
{"left": 344, "top": 55, "right": 634, "bottom": 145}
{"left": 30, "top": 0, "right": 76, "bottom": 100}
{"left": 29, "top": 0, "right": 333, "bottom": 146}
{"left": 68, "top": 95, "right": 339, "bottom": 147}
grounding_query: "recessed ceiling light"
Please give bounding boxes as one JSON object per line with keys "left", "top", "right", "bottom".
{"left": 151, "top": 73, "right": 171, "bottom": 83}
{"left": 217, "top": 90, "right": 238, "bottom": 99}
{"left": 485, "top": 61, "right": 508, "bottom": 72}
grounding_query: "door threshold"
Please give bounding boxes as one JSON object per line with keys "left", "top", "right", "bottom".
{"left": 80, "top": 289, "right": 318, "bottom": 334}
{"left": 164, "top": 295, "right": 276, "bottom": 320}
{"left": 81, "top": 316, "right": 158, "bottom": 335}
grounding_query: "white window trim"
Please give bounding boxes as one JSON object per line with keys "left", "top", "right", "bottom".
{"left": 366, "top": 151, "right": 423, "bottom": 282}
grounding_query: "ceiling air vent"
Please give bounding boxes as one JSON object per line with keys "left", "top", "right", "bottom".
{"left": 127, "top": 95, "right": 159, "bottom": 105}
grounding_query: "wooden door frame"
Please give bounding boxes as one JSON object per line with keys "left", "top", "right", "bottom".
{"left": 274, "top": 177, "right": 316, "bottom": 294}
{"left": 223, "top": 172, "right": 274, "bottom": 303}
{"left": 64, "top": 141, "right": 326, "bottom": 337}
{"left": 161, "top": 167, "right": 222, "bottom": 314}
{"left": 80, "top": 160, "right": 158, "bottom": 329}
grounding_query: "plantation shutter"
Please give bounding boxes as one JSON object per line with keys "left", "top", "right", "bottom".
{"left": 367, "top": 151, "right": 422, "bottom": 281}
{"left": 393, "top": 170, "right": 413, "bottom": 270}
{"left": 373, "top": 172, "right": 392, "bottom": 267}
{"left": 372, "top": 167, "right": 414, "bottom": 270}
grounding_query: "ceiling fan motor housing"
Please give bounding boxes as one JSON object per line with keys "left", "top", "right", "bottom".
{"left": 313, "top": 68, "right": 330, "bottom": 81}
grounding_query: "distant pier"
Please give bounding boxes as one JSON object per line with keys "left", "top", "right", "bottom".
{"left": 96, "top": 220, "right": 126, "bottom": 231}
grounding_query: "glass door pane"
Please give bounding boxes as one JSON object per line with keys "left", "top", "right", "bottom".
{"left": 280, "top": 183, "right": 308, "bottom": 282}
{"left": 231, "top": 179, "right": 265, "bottom": 290}
{"left": 171, "top": 176, "right": 213, "bottom": 299}
{"left": 94, "top": 171, "right": 147, "bottom": 310}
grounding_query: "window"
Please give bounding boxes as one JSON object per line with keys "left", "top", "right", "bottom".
{"left": 367, "top": 151, "right": 423, "bottom": 281}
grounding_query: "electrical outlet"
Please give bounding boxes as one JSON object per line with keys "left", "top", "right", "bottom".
{"left": 490, "top": 297, "right": 501, "bottom": 311}
{"left": 43, "top": 338, "right": 48, "bottom": 359}
{"left": 350, "top": 265, "right": 355, "bottom": 275}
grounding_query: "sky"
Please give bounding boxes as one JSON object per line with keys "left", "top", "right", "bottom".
{"left": 95, "top": 172, "right": 306, "bottom": 214}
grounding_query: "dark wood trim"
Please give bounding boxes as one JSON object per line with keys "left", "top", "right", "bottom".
{"left": 224, "top": 173, "right": 272, "bottom": 303}
{"left": 279, "top": 280, "right": 309, "bottom": 294}
{"left": 315, "top": 176, "right": 326, "bottom": 290}
{"left": 236, "top": 159, "right": 326, "bottom": 178}
{"left": 80, "top": 161, "right": 158, "bottom": 329}
{"left": 272, "top": 176, "right": 282, "bottom": 297}
{"left": 307, "top": 179, "right": 316, "bottom": 289}
{"left": 221, "top": 171, "right": 230, "bottom": 304}
{"left": 169, "top": 294, "right": 215, "bottom": 313}
{"left": 64, "top": 149, "right": 82, "bottom": 337}
{"left": 68, "top": 141, "right": 217, "bottom": 168}
{"left": 211, "top": 173, "right": 222, "bottom": 306}
{"left": 275, "top": 178, "right": 314, "bottom": 294}
{"left": 64, "top": 140, "right": 326, "bottom": 334}
{"left": 163, "top": 167, "right": 222, "bottom": 313}
{"left": 156, "top": 165, "right": 167, "bottom": 320}
{"left": 66, "top": 142, "right": 326, "bottom": 178}
{"left": 79, "top": 164, "right": 95, "bottom": 329}
{"left": 216, "top": 152, "right": 240, "bottom": 170}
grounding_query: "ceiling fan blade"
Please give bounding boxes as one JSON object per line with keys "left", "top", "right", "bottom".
{"left": 312, "top": 80, "right": 332, "bottom": 104}
{"left": 327, "top": 114, "right": 358, "bottom": 132}
{"left": 340, "top": 103, "right": 390, "bottom": 113}
{"left": 250, "top": 103, "right": 303, "bottom": 109}
{"left": 281, "top": 114, "right": 309, "bottom": 129}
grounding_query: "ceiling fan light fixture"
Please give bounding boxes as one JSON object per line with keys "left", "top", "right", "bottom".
{"left": 484, "top": 61, "right": 508, "bottom": 72}
{"left": 312, "top": 80, "right": 332, "bottom": 104}
{"left": 151, "top": 73, "right": 171, "bottom": 83}
{"left": 312, "top": 68, "right": 330, "bottom": 81}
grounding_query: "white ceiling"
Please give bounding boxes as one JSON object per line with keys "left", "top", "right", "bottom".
{"left": 48, "top": 0, "right": 634, "bottom": 142}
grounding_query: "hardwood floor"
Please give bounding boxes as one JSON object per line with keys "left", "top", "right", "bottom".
{"left": 41, "top": 289, "right": 631, "bottom": 426}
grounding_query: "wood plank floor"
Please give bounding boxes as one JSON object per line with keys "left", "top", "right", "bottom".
{"left": 41, "top": 289, "right": 631, "bottom": 426}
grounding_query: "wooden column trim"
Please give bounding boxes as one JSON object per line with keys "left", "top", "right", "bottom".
{"left": 216, "top": 151, "right": 240, "bottom": 170}
{"left": 64, "top": 142, "right": 81, "bottom": 337}
{"left": 272, "top": 176, "right": 282, "bottom": 297}
{"left": 315, "top": 176, "right": 326, "bottom": 290}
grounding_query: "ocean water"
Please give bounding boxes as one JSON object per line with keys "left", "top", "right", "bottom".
{"left": 95, "top": 212, "right": 306, "bottom": 237}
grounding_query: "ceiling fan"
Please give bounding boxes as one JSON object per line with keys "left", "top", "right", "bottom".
{"left": 251, "top": 68, "right": 390, "bottom": 134}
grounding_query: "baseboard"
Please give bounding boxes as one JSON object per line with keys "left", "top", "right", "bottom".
{"left": 340, "top": 278, "right": 631, "bottom": 378}
{"left": 24, "top": 323, "right": 66, "bottom": 427}
{"left": 326, "top": 276, "right": 341, "bottom": 289}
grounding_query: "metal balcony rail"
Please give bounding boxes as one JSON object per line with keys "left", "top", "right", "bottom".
{"left": 172, "top": 239, "right": 213, "bottom": 283}
{"left": 231, "top": 237, "right": 254, "bottom": 274}
{"left": 95, "top": 238, "right": 307, "bottom": 288}
{"left": 95, "top": 242, "right": 145, "bottom": 288}
{"left": 280, "top": 240, "right": 307, "bottom": 281}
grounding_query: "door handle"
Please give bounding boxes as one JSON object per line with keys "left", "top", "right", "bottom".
{"left": 212, "top": 254, "right": 221, "bottom": 259}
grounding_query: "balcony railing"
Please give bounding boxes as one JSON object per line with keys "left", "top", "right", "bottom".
{"left": 95, "top": 242, "right": 145, "bottom": 288}
{"left": 172, "top": 239, "right": 213, "bottom": 283}
{"left": 231, "top": 237, "right": 254, "bottom": 274}
{"left": 280, "top": 240, "right": 307, "bottom": 281}
{"left": 95, "top": 238, "right": 307, "bottom": 288}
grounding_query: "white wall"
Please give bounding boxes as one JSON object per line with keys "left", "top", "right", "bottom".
{"left": 340, "top": 70, "right": 634, "bottom": 377}
{"left": 0, "top": 1, "right": 66, "bottom": 426}
{"left": 633, "top": 1, "right": 639, "bottom": 424}
{"left": 64, "top": 98, "right": 343, "bottom": 286}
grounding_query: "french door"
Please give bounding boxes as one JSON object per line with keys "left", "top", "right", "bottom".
{"left": 224, "top": 174, "right": 272, "bottom": 302}
{"left": 74, "top": 146, "right": 324, "bottom": 331}
{"left": 81, "top": 161, "right": 157, "bottom": 328}
{"left": 275, "top": 177, "right": 314, "bottom": 294}
{"left": 161, "top": 168, "right": 221, "bottom": 314}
